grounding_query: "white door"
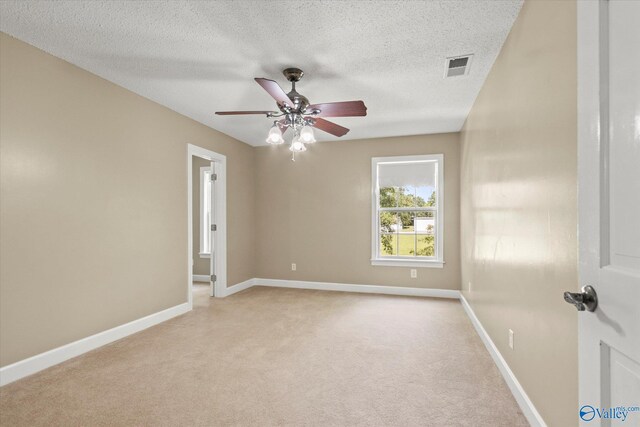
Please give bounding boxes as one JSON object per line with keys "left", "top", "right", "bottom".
{"left": 209, "top": 161, "right": 216, "bottom": 297}
{"left": 577, "top": 1, "right": 640, "bottom": 426}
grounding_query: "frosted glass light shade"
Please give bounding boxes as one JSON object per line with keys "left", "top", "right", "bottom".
{"left": 266, "top": 125, "right": 284, "bottom": 144}
{"left": 289, "top": 136, "right": 307, "bottom": 152}
{"left": 299, "top": 125, "right": 316, "bottom": 143}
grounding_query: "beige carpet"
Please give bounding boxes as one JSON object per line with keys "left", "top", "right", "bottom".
{"left": 0, "top": 284, "right": 528, "bottom": 426}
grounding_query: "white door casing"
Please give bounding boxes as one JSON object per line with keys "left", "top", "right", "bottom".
{"left": 209, "top": 161, "right": 216, "bottom": 297}
{"left": 187, "top": 144, "right": 227, "bottom": 306}
{"left": 577, "top": 1, "right": 640, "bottom": 426}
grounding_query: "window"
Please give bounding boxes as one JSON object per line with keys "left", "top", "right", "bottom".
{"left": 199, "top": 166, "right": 212, "bottom": 258}
{"left": 371, "top": 154, "right": 444, "bottom": 268}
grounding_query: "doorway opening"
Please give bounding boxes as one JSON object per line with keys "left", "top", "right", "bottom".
{"left": 187, "top": 144, "right": 227, "bottom": 307}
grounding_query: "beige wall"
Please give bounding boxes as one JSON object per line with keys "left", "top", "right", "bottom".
{"left": 0, "top": 33, "right": 255, "bottom": 366}
{"left": 191, "top": 156, "right": 210, "bottom": 277}
{"left": 255, "top": 133, "right": 460, "bottom": 289}
{"left": 460, "top": 1, "right": 577, "bottom": 426}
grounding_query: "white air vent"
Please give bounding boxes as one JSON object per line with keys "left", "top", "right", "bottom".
{"left": 444, "top": 54, "right": 473, "bottom": 78}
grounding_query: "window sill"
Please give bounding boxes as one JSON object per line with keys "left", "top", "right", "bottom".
{"left": 371, "top": 259, "right": 444, "bottom": 268}
{"left": 199, "top": 252, "right": 211, "bottom": 259}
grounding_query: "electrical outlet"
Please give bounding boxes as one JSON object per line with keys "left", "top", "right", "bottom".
{"left": 291, "top": 263, "right": 296, "bottom": 271}
{"left": 410, "top": 269, "right": 417, "bottom": 278}
{"left": 508, "top": 329, "right": 514, "bottom": 350}
{"left": 468, "top": 281, "right": 472, "bottom": 292}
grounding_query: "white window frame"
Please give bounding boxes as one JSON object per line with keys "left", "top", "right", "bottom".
{"left": 199, "top": 166, "right": 212, "bottom": 258}
{"left": 371, "top": 154, "right": 444, "bottom": 268}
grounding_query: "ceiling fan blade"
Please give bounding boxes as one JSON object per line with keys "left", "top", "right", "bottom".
{"left": 255, "top": 78, "right": 294, "bottom": 108}
{"left": 308, "top": 101, "right": 367, "bottom": 117}
{"left": 215, "top": 110, "right": 275, "bottom": 115}
{"left": 311, "top": 118, "right": 350, "bottom": 137}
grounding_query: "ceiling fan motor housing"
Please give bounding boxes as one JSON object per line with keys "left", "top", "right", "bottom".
{"left": 284, "top": 90, "right": 309, "bottom": 113}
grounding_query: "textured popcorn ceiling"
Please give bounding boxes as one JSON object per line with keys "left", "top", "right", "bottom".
{"left": 0, "top": 0, "right": 522, "bottom": 146}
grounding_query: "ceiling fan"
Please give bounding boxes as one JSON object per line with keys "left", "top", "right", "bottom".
{"left": 215, "top": 67, "right": 367, "bottom": 159}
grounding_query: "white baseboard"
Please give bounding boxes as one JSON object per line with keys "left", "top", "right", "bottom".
{"left": 459, "top": 294, "right": 546, "bottom": 427}
{"left": 0, "top": 302, "right": 190, "bottom": 387}
{"left": 223, "top": 278, "right": 256, "bottom": 297}
{"left": 193, "top": 274, "right": 209, "bottom": 282}
{"left": 254, "top": 278, "right": 460, "bottom": 299}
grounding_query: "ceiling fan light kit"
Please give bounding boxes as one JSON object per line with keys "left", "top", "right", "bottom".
{"left": 299, "top": 125, "right": 316, "bottom": 144}
{"left": 216, "top": 68, "right": 367, "bottom": 161}
{"left": 289, "top": 136, "right": 307, "bottom": 153}
{"left": 266, "top": 123, "right": 285, "bottom": 145}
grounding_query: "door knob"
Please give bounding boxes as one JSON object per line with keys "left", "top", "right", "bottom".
{"left": 563, "top": 285, "right": 598, "bottom": 312}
